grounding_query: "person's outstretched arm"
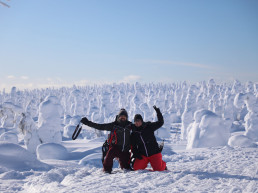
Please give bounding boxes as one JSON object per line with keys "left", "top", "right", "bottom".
{"left": 148, "top": 106, "right": 164, "bottom": 131}
{"left": 80, "top": 117, "right": 114, "bottom": 131}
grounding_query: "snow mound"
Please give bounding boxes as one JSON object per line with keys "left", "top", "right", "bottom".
{"left": 70, "top": 115, "right": 81, "bottom": 125}
{"left": 63, "top": 115, "right": 81, "bottom": 139}
{"left": 0, "top": 132, "right": 18, "bottom": 144}
{"left": 228, "top": 134, "right": 257, "bottom": 148}
{"left": 63, "top": 125, "right": 76, "bottom": 139}
{"left": 23, "top": 168, "right": 79, "bottom": 192}
{"left": 0, "top": 170, "right": 34, "bottom": 180}
{"left": 155, "top": 126, "right": 171, "bottom": 139}
{"left": 37, "top": 143, "right": 69, "bottom": 160}
{"left": 19, "top": 113, "right": 41, "bottom": 154}
{"left": 187, "top": 109, "right": 230, "bottom": 149}
{"left": 78, "top": 153, "right": 103, "bottom": 168}
{"left": 0, "top": 142, "right": 51, "bottom": 171}
{"left": 234, "top": 92, "right": 258, "bottom": 141}
{"left": 38, "top": 96, "right": 63, "bottom": 144}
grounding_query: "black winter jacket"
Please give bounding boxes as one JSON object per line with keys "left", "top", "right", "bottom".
{"left": 131, "top": 109, "right": 164, "bottom": 157}
{"left": 86, "top": 119, "right": 132, "bottom": 152}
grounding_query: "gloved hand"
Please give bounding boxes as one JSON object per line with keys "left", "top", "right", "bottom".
{"left": 80, "top": 117, "right": 89, "bottom": 125}
{"left": 153, "top": 105, "right": 160, "bottom": 112}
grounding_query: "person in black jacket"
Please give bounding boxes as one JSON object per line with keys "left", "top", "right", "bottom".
{"left": 80, "top": 109, "right": 132, "bottom": 173}
{"left": 131, "top": 106, "right": 167, "bottom": 171}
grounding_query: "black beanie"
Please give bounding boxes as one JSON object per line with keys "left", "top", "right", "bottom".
{"left": 134, "top": 114, "right": 143, "bottom": 122}
{"left": 118, "top": 108, "right": 128, "bottom": 119}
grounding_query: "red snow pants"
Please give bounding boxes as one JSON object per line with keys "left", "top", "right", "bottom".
{"left": 133, "top": 153, "right": 166, "bottom": 171}
{"left": 103, "top": 146, "right": 131, "bottom": 172}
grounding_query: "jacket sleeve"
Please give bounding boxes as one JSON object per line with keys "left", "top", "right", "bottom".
{"left": 86, "top": 121, "right": 114, "bottom": 131}
{"left": 148, "top": 109, "right": 164, "bottom": 132}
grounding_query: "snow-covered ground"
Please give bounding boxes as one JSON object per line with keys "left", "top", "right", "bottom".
{"left": 0, "top": 134, "right": 257, "bottom": 193}
{"left": 0, "top": 80, "right": 257, "bottom": 192}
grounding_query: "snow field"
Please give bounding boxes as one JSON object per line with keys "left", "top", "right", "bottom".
{"left": 0, "top": 80, "right": 257, "bottom": 192}
{"left": 8, "top": 145, "right": 257, "bottom": 193}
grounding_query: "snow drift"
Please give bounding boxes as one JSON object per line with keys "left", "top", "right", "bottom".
{"left": 0, "top": 142, "right": 51, "bottom": 171}
{"left": 37, "top": 143, "right": 69, "bottom": 160}
{"left": 0, "top": 81, "right": 257, "bottom": 192}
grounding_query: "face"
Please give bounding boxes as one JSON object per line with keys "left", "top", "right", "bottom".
{"left": 135, "top": 119, "right": 143, "bottom": 127}
{"left": 119, "top": 115, "right": 127, "bottom": 121}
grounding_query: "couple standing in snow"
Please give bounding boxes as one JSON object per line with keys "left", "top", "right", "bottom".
{"left": 80, "top": 106, "right": 167, "bottom": 174}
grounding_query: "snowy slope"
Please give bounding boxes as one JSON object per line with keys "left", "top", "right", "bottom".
{"left": 0, "top": 80, "right": 257, "bottom": 192}
{"left": 0, "top": 139, "right": 257, "bottom": 193}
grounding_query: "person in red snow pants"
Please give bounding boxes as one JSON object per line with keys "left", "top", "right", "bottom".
{"left": 131, "top": 106, "right": 167, "bottom": 171}
{"left": 133, "top": 153, "right": 166, "bottom": 171}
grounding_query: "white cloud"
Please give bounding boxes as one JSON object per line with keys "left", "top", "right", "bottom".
{"left": 7, "top": 75, "right": 30, "bottom": 80}
{"left": 122, "top": 75, "right": 141, "bottom": 82}
{"left": 74, "top": 79, "right": 94, "bottom": 86}
{"left": 46, "top": 78, "right": 52, "bottom": 82}
{"left": 74, "top": 79, "right": 113, "bottom": 86}
{"left": 7, "top": 75, "right": 15, "bottom": 79}
{"left": 0, "top": 76, "right": 142, "bottom": 93}
{"left": 176, "top": 61, "right": 212, "bottom": 69}
{"left": 21, "top": 76, "right": 29, "bottom": 80}
{"left": 138, "top": 59, "right": 213, "bottom": 69}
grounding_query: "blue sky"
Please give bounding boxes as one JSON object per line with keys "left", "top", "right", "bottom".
{"left": 0, "top": 0, "right": 258, "bottom": 91}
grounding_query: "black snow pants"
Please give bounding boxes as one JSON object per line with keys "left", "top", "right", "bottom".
{"left": 103, "top": 145, "right": 131, "bottom": 172}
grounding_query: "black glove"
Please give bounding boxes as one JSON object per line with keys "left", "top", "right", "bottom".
{"left": 153, "top": 105, "right": 160, "bottom": 112}
{"left": 80, "top": 117, "right": 89, "bottom": 125}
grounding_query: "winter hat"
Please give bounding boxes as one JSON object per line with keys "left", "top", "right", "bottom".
{"left": 134, "top": 114, "right": 143, "bottom": 122}
{"left": 118, "top": 108, "right": 128, "bottom": 119}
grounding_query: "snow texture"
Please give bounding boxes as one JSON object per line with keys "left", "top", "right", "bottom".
{"left": 0, "top": 142, "right": 51, "bottom": 172}
{"left": 37, "top": 143, "right": 69, "bottom": 160}
{"left": 18, "top": 113, "right": 41, "bottom": 153}
{"left": 0, "top": 131, "right": 18, "bottom": 144}
{"left": 0, "top": 80, "right": 257, "bottom": 192}
{"left": 186, "top": 109, "right": 230, "bottom": 149}
{"left": 38, "top": 96, "right": 63, "bottom": 144}
{"left": 234, "top": 92, "right": 258, "bottom": 142}
{"left": 228, "top": 134, "right": 257, "bottom": 148}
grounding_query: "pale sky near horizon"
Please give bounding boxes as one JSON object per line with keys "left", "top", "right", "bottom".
{"left": 0, "top": 0, "right": 258, "bottom": 92}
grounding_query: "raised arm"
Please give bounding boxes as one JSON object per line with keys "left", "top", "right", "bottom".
{"left": 148, "top": 106, "right": 164, "bottom": 131}
{"left": 80, "top": 117, "right": 114, "bottom": 131}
